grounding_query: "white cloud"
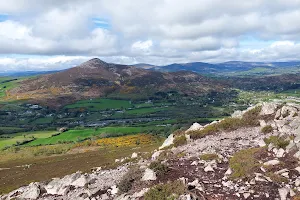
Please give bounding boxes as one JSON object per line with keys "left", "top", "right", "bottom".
{"left": 131, "top": 40, "right": 153, "bottom": 53}
{"left": 0, "top": 0, "right": 300, "bottom": 71}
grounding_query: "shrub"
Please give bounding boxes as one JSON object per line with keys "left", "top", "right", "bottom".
{"left": 241, "top": 106, "right": 262, "bottom": 126}
{"left": 217, "top": 117, "right": 243, "bottom": 131}
{"left": 264, "top": 136, "right": 289, "bottom": 149}
{"left": 149, "top": 161, "right": 169, "bottom": 176}
{"left": 229, "top": 148, "right": 262, "bottom": 179}
{"left": 118, "top": 167, "right": 143, "bottom": 193}
{"left": 173, "top": 135, "right": 187, "bottom": 147}
{"left": 190, "top": 106, "right": 262, "bottom": 140}
{"left": 51, "top": 132, "right": 61, "bottom": 137}
{"left": 200, "top": 153, "right": 219, "bottom": 161}
{"left": 189, "top": 124, "right": 218, "bottom": 139}
{"left": 261, "top": 125, "right": 273, "bottom": 134}
{"left": 144, "top": 180, "right": 185, "bottom": 200}
{"left": 266, "top": 172, "right": 288, "bottom": 183}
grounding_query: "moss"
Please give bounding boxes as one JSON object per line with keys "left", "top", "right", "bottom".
{"left": 149, "top": 161, "right": 169, "bottom": 176}
{"left": 264, "top": 136, "right": 289, "bottom": 149}
{"left": 200, "top": 153, "right": 219, "bottom": 161}
{"left": 293, "top": 113, "right": 298, "bottom": 117}
{"left": 173, "top": 135, "right": 187, "bottom": 147}
{"left": 118, "top": 167, "right": 143, "bottom": 193}
{"left": 229, "top": 148, "right": 262, "bottom": 179}
{"left": 176, "top": 152, "right": 186, "bottom": 158}
{"left": 261, "top": 125, "right": 273, "bottom": 134}
{"left": 266, "top": 172, "right": 288, "bottom": 183}
{"left": 144, "top": 180, "right": 186, "bottom": 200}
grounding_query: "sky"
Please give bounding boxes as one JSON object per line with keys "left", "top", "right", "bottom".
{"left": 1, "top": 0, "right": 300, "bottom": 72}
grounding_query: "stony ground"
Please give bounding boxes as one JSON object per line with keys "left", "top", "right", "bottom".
{"left": 2, "top": 102, "right": 300, "bottom": 200}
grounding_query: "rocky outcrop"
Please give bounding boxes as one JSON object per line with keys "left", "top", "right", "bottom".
{"left": 3, "top": 102, "right": 300, "bottom": 200}
{"left": 1, "top": 166, "right": 128, "bottom": 200}
{"left": 159, "top": 133, "right": 174, "bottom": 149}
{"left": 185, "top": 122, "right": 203, "bottom": 133}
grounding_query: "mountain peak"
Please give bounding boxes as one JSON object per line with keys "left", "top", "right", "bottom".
{"left": 78, "top": 58, "right": 108, "bottom": 69}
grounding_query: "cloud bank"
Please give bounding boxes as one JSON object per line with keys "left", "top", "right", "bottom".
{"left": 0, "top": 0, "right": 300, "bottom": 71}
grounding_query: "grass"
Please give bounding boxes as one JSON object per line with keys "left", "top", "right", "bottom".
{"left": 149, "top": 161, "right": 169, "bottom": 176}
{"left": 264, "top": 136, "right": 289, "bottom": 149}
{"left": 200, "top": 153, "right": 219, "bottom": 161}
{"left": 32, "top": 117, "right": 54, "bottom": 124}
{"left": 0, "top": 77, "right": 29, "bottom": 100}
{"left": 0, "top": 139, "right": 162, "bottom": 194}
{"left": 0, "top": 131, "right": 58, "bottom": 150}
{"left": 261, "top": 125, "right": 273, "bottom": 134}
{"left": 118, "top": 167, "right": 143, "bottom": 193}
{"left": 0, "top": 127, "right": 25, "bottom": 134}
{"left": 26, "top": 126, "right": 162, "bottom": 146}
{"left": 266, "top": 172, "right": 288, "bottom": 183}
{"left": 65, "top": 98, "right": 132, "bottom": 111}
{"left": 190, "top": 106, "right": 262, "bottom": 139}
{"left": 0, "top": 78, "right": 19, "bottom": 98}
{"left": 112, "top": 107, "right": 172, "bottom": 117}
{"left": 173, "top": 135, "right": 187, "bottom": 147}
{"left": 144, "top": 180, "right": 186, "bottom": 200}
{"left": 229, "top": 148, "right": 264, "bottom": 179}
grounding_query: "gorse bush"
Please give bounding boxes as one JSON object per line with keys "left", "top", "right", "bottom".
{"left": 190, "top": 106, "right": 262, "bottom": 139}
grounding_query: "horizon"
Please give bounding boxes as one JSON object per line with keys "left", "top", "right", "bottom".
{"left": 1, "top": 58, "right": 300, "bottom": 73}
{"left": 1, "top": 1, "right": 300, "bottom": 72}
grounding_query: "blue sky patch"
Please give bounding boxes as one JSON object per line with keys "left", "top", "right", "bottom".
{"left": 0, "top": 14, "right": 9, "bottom": 22}
{"left": 92, "top": 18, "right": 110, "bottom": 29}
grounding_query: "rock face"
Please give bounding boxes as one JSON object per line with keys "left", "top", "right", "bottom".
{"left": 185, "top": 122, "right": 203, "bottom": 133}
{"left": 159, "top": 133, "right": 174, "bottom": 149}
{"left": 3, "top": 102, "right": 300, "bottom": 200}
{"left": 141, "top": 168, "right": 157, "bottom": 181}
{"left": 1, "top": 166, "right": 128, "bottom": 200}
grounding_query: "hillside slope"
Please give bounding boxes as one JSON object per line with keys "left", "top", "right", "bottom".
{"left": 144, "top": 61, "right": 300, "bottom": 76}
{"left": 3, "top": 102, "right": 300, "bottom": 199}
{"left": 8, "top": 58, "right": 227, "bottom": 107}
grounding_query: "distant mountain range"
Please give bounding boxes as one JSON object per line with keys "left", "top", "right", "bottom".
{"left": 0, "top": 70, "right": 61, "bottom": 77}
{"left": 134, "top": 61, "right": 300, "bottom": 76}
{"left": 8, "top": 58, "right": 226, "bottom": 107}
{"left": 1, "top": 60, "right": 300, "bottom": 78}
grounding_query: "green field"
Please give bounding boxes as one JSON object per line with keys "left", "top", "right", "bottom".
{"left": 0, "top": 78, "right": 25, "bottom": 99}
{"left": 33, "top": 117, "right": 54, "bottom": 124}
{"left": 65, "top": 99, "right": 132, "bottom": 111}
{"left": 0, "top": 131, "right": 58, "bottom": 149}
{"left": 26, "top": 126, "right": 163, "bottom": 146}
{"left": 280, "top": 89, "right": 300, "bottom": 97}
